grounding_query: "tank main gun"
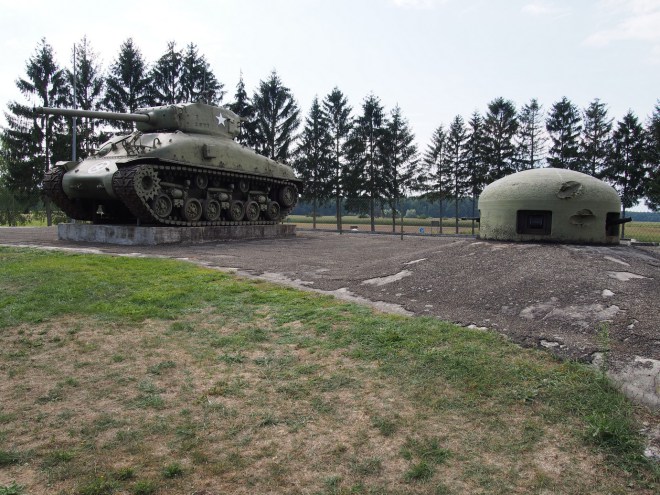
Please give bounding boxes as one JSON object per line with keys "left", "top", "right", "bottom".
{"left": 34, "top": 106, "right": 150, "bottom": 123}
{"left": 33, "top": 101, "right": 241, "bottom": 139}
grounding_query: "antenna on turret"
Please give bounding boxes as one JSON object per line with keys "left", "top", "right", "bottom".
{"left": 198, "top": 73, "right": 213, "bottom": 104}
{"left": 72, "top": 43, "right": 77, "bottom": 162}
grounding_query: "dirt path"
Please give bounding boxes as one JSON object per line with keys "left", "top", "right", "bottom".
{"left": 2, "top": 226, "right": 659, "bottom": 410}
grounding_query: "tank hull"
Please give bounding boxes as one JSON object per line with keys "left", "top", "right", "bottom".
{"left": 44, "top": 131, "right": 301, "bottom": 226}
{"left": 38, "top": 102, "right": 301, "bottom": 226}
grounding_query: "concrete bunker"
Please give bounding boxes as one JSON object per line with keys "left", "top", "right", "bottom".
{"left": 478, "top": 168, "right": 627, "bottom": 244}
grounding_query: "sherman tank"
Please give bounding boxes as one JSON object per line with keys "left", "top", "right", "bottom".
{"left": 35, "top": 102, "right": 301, "bottom": 226}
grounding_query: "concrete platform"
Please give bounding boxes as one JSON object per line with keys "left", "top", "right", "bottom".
{"left": 57, "top": 223, "right": 296, "bottom": 245}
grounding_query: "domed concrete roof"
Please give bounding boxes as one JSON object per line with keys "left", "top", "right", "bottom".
{"left": 478, "top": 168, "right": 622, "bottom": 244}
{"left": 480, "top": 168, "right": 620, "bottom": 205}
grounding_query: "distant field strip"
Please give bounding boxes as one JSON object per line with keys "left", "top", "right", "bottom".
{"left": 288, "top": 216, "right": 660, "bottom": 242}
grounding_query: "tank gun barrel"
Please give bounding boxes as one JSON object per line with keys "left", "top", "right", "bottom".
{"left": 34, "top": 106, "right": 150, "bottom": 123}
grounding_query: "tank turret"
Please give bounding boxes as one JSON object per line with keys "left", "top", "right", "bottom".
{"left": 35, "top": 102, "right": 300, "bottom": 226}
{"left": 35, "top": 103, "right": 242, "bottom": 139}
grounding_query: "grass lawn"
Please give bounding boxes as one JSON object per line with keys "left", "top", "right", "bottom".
{"left": 0, "top": 247, "right": 657, "bottom": 494}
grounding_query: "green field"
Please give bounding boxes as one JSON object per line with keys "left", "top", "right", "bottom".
{"left": 287, "top": 215, "right": 481, "bottom": 235}
{"left": 624, "top": 221, "right": 660, "bottom": 242}
{"left": 0, "top": 248, "right": 657, "bottom": 494}
{"left": 288, "top": 215, "right": 660, "bottom": 241}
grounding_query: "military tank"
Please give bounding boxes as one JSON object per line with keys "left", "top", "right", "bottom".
{"left": 35, "top": 102, "right": 301, "bottom": 226}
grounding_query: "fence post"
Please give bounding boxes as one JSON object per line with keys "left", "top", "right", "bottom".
{"left": 620, "top": 209, "right": 626, "bottom": 240}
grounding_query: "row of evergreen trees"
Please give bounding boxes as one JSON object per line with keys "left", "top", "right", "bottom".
{"left": 292, "top": 94, "right": 659, "bottom": 232}
{"left": 420, "top": 97, "right": 660, "bottom": 227}
{"left": 1, "top": 37, "right": 223, "bottom": 200}
{"left": 1, "top": 37, "right": 659, "bottom": 230}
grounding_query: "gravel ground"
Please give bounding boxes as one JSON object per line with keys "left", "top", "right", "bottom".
{"left": 2, "top": 226, "right": 659, "bottom": 410}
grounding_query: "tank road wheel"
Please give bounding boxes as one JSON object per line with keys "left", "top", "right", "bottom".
{"left": 133, "top": 166, "right": 161, "bottom": 200}
{"left": 238, "top": 180, "right": 250, "bottom": 194}
{"left": 195, "top": 174, "right": 209, "bottom": 190}
{"left": 265, "top": 201, "right": 281, "bottom": 221}
{"left": 228, "top": 200, "right": 245, "bottom": 221}
{"left": 152, "top": 193, "right": 173, "bottom": 219}
{"left": 203, "top": 199, "right": 221, "bottom": 221}
{"left": 182, "top": 198, "right": 203, "bottom": 222}
{"left": 278, "top": 185, "right": 297, "bottom": 208}
{"left": 245, "top": 201, "right": 260, "bottom": 221}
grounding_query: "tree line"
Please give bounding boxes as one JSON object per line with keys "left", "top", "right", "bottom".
{"left": 1, "top": 37, "right": 659, "bottom": 230}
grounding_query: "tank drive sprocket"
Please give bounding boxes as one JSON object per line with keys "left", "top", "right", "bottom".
{"left": 132, "top": 165, "right": 161, "bottom": 201}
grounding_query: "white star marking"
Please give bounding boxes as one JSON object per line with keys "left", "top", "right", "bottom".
{"left": 216, "top": 113, "right": 227, "bottom": 127}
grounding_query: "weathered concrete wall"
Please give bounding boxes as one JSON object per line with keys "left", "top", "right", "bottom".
{"left": 57, "top": 223, "right": 296, "bottom": 245}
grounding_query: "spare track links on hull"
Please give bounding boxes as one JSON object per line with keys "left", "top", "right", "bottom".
{"left": 43, "top": 166, "right": 95, "bottom": 221}
{"left": 112, "top": 162, "right": 299, "bottom": 227}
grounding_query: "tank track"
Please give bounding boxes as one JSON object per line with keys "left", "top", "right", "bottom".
{"left": 112, "top": 162, "right": 299, "bottom": 227}
{"left": 42, "top": 166, "right": 95, "bottom": 221}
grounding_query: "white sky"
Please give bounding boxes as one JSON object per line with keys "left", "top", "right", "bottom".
{"left": 1, "top": 0, "right": 659, "bottom": 156}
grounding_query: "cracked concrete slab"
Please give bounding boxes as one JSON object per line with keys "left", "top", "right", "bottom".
{"left": 604, "top": 255, "right": 631, "bottom": 266}
{"left": 544, "top": 303, "right": 620, "bottom": 324}
{"left": 362, "top": 270, "right": 412, "bottom": 286}
{"left": 594, "top": 355, "right": 660, "bottom": 409}
{"left": 607, "top": 271, "right": 651, "bottom": 281}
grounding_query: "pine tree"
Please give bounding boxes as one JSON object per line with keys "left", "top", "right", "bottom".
{"left": 1, "top": 38, "right": 69, "bottom": 225}
{"left": 150, "top": 41, "right": 183, "bottom": 105}
{"left": 179, "top": 43, "right": 224, "bottom": 104}
{"left": 67, "top": 36, "right": 105, "bottom": 157}
{"left": 251, "top": 70, "right": 300, "bottom": 163}
{"left": 604, "top": 111, "right": 648, "bottom": 234}
{"left": 546, "top": 97, "right": 583, "bottom": 170}
{"left": 483, "top": 97, "right": 518, "bottom": 181}
{"left": 381, "top": 105, "right": 419, "bottom": 231}
{"left": 516, "top": 98, "right": 546, "bottom": 170}
{"left": 464, "top": 111, "right": 488, "bottom": 228}
{"left": 322, "top": 87, "right": 352, "bottom": 231}
{"left": 445, "top": 115, "right": 468, "bottom": 233}
{"left": 104, "top": 38, "right": 151, "bottom": 131}
{"left": 293, "top": 97, "right": 334, "bottom": 228}
{"left": 580, "top": 99, "right": 613, "bottom": 178}
{"left": 345, "top": 94, "right": 388, "bottom": 232}
{"left": 227, "top": 72, "right": 256, "bottom": 147}
{"left": 646, "top": 101, "right": 660, "bottom": 211}
{"left": 421, "top": 125, "right": 450, "bottom": 232}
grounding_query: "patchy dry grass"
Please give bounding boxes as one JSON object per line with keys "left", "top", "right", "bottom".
{"left": 0, "top": 247, "right": 657, "bottom": 494}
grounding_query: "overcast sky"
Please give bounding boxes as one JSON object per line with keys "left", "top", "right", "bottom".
{"left": 1, "top": 0, "right": 659, "bottom": 154}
